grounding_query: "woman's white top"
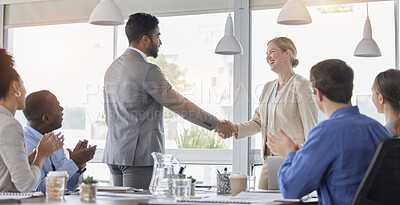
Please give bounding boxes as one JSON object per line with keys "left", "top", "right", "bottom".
{"left": 266, "top": 74, "right": 296, "bottom": 136}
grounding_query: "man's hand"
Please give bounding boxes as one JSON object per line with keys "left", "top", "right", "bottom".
{"left": 67, "top": 140, "right": 97, "bottom": 169}
{"left": 217, "top": 120, "right": 238, "bottom": 139}
{"left": 215, "top": 120, "right": 236, "bottom": 139}
{"left": 266, "top": 128, "right": 297, "bottom": 158}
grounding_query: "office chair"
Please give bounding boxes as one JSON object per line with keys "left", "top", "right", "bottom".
{"left": 351, "top": 137, "right": 400, "bottom": 205}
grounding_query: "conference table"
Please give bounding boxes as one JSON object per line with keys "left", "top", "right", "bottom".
{"left": 18, "top": 190, "right": 317, "bottom": 205}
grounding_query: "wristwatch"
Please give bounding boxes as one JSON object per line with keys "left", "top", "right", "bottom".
{"left": 77, "top": 167, "right": 86, "bottom": 174}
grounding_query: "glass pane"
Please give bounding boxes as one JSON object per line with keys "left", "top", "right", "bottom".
{"left": 9, "top": 23, "right": 114, "bottom": 149}
{"left": 251, "top": 1, "right": 394, "bottom": 150}
{"left": 117, "top": 13, "right": 234, "bottom": 149}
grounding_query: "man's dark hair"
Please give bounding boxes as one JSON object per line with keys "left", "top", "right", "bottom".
{"left": 125, "top": 12, "right": 159, "bottom": 45}
{"left": 310, "top": 59, "right": 354, "bottom": 104}
{"left": 0, "top": 49, "right": 20, "bottom": 99}
{"left": 23, "top": 90, "right": 53, "bottom": 123}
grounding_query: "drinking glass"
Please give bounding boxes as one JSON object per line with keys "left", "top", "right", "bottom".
{"left": 172, "top": 179, "right": 191, "bottom": 199}
{"left": 46, "top": 177, "right": 65, "bottom": 201}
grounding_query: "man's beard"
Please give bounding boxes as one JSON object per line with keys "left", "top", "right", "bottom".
{"left": 148, "top": 39, "right": 158, "bottom": 58}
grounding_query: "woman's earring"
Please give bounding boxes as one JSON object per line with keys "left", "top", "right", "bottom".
{"left": 15, "top": 91, "right": 21, "bottom": 97}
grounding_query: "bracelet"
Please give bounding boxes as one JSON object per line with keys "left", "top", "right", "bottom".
{"left": 32, "top": 148, "right": 38, "bottom": 165}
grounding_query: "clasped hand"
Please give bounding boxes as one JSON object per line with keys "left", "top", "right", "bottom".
{"left": 215, "top": 120, "right": 238, "bottom": 139}
{"left": 67, "top": 139, "right": 97, "bottom": 169}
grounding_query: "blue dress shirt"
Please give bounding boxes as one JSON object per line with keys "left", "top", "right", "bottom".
{"left": 24, "top": 126, "right": 83, "bottom": 192}
{"left": 278, "top": 106, "right": 391, "bottom": 205}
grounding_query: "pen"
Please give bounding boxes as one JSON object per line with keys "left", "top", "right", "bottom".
{"left": 217, "top": 169, "right": 220, "bottom": 175}
{"left": 224, "top": 167, "right": 227, "bottom": 174}
{"left": 178, "top": 165, "right": 186, "bottom": 175}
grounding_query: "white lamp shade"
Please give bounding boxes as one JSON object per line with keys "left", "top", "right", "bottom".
{"left": 277, "top": 0, "right": 312, "bottom": 25}
{"left": 215, "top": 14, "right": 243, "bottom": 55}
{"left": 354, "top": 17, "right": 381, "bottom": 57}
{"left": 89, "top": 0, "right": 124, "bottom": 26}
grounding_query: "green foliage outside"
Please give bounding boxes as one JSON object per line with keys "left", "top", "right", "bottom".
{"left": 175, "top": 127, "right": 229, "bottom": 149}
{"left": 149, "top": 53, "right": 191, "bottom": 120}
{"left": 148, "top": 54, "right": 189, "bottom": 93}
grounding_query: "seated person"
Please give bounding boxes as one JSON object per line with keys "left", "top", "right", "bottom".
{"left": 0, "top": 49, "right": 60, "bottom": 192}
{"left": 23, "top": 90, "right": 97, "bottom": 192}
{"left": 371, "top": 69, "right": 400, "bottom": 136}
{"left": 267, "top": 59, "right": 391, "bottom": 204}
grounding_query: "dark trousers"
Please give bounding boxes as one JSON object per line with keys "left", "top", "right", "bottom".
{"left": 108, "top": 164, "right": 153, "bottom": 189}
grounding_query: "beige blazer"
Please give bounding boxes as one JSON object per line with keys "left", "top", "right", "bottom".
{"left": 236, "top": 74, "right": 318, "bottom": 158}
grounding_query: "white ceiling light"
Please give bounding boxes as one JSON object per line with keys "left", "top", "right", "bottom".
{"left": 354, "top": 3, "right": 381, "bottom": 57}
{"left": 277, "top": 0, "right": 312, "bottom": 25}
{"left": 89, "top": 0, "right": 124, "bottom": 26}
{"left": 215, "top": 0, "right": 243, "bottom": 55}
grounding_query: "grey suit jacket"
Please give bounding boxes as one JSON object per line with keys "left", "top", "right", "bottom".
{"left": 0, "top": 105, "right": 41, "bottom": 192}
{"left": 103, "top": 48, "right": 219, "bottom": 166}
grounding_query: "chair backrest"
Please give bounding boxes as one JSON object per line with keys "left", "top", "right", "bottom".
{"left": 267, "top": 156, "right": 285, "bottom": 190}
{"left": 351, "top": 137, "right": 400, "bottom": 205}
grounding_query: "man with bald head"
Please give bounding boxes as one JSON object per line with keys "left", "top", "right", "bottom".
{"left": 23, "top": 90, "right": 97, "bottom": 192}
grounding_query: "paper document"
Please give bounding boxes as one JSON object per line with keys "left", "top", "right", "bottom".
{"left": 96, "top": 186, "right": 143, "bottom": 192}
{"left": 232, "top": 191, "right": 286, "bottom": 203}
{"left": 97, "top": 191, "right": 157, "bottom": 200}
{"left": 0, "top": 192, "right": 43, "bottom": 200}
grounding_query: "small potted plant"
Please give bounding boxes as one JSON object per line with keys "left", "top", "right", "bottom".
{"left": 187, "top": 176, "right": 196, "bottom": 196}
{"left": 80, "top": 176, "right": 98, "bottom": 202}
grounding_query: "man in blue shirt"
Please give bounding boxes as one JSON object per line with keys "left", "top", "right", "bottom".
{"left": 267, "top": 59, "right": 391, "bottom": 205}
{"left": 23, "top": 90, "right": 97, "bottom": 192}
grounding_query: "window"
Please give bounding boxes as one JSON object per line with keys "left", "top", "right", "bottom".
{"left": 8, "top": 13, "right": 235, "bottom": 185}
{"left": 117, "top": 13, "right": 234, "bottom": 151}
{"left": 250, "top": 1, "right": 394, "bottom": 174}
{"left": 117, "top": 13, "right": 235, "bottom": 184}
{"left": 8, "top": 23, "right": 114, "bottom": 149}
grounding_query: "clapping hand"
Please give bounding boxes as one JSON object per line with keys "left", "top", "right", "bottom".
{"left": 215, "top": 120, "right": 238, "bottom": 139}
{"left": 54, "top": 132, "right": 64, "bottom": 151}
{"left": 266, "top": 128, "right": 297, "bottom": 158}
{"left": 67, "top": 140, "right": 97, "bottom": 169}
{"left": 37, "top": 132, "right": 63, "bottom": 158}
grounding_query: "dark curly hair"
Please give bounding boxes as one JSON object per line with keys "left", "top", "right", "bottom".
{"left": 0, "top": 49, "right": 20, "bottom": 99}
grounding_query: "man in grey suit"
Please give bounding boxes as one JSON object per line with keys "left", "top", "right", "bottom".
{"left": 103, "top": 12, "right": 234, "bottom": 189}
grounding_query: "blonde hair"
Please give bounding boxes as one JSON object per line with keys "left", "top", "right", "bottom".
{"left": 268, "top": 37, "right": 299, "bottom": 68}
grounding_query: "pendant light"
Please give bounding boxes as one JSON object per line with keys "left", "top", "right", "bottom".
{"left": 277, "top": 0, "right": 312, "bottom": 25}
{"left": 89, "top": 0, "right": 124, "bottom": 26}
{"left": 354, "top": 2, "right": 381, "bottom": 57}
{"left": 215, "top": 0, "right": 243, "bottom": 55}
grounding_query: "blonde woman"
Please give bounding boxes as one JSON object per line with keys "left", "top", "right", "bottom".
{"left": 372, "top": 69, "right": 400, "bottom": 136}
{"left": 0, "top": 49, "right": 61, "bottom": 192}
{"left": 230, "top": 37, "right": 318, "bottom": 189}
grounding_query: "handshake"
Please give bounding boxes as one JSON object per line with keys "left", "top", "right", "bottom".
{"left": 215, "top": 120, "right": 238, "bottom": 139}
